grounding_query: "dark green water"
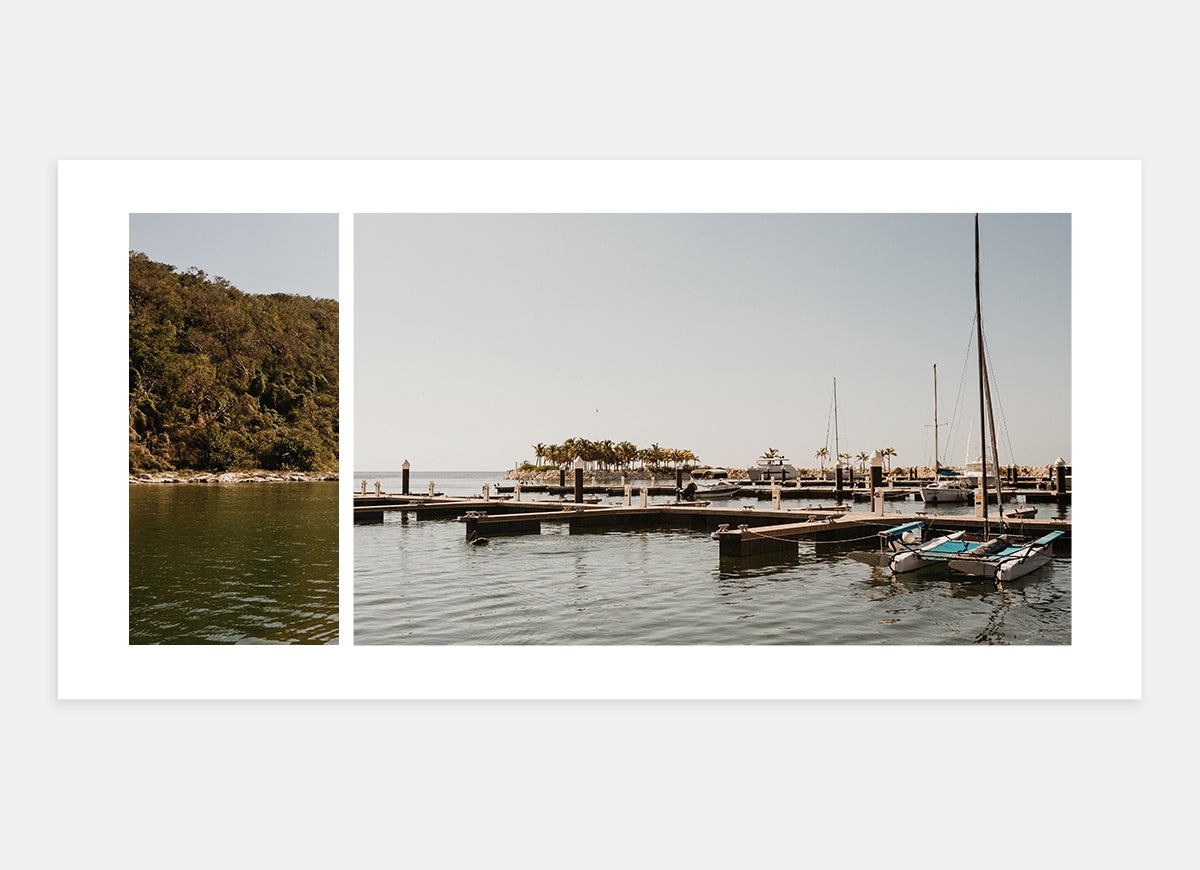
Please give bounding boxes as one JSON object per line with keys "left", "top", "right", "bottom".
{"left": 129, "top": 482, "right": 339, "bottom": 644}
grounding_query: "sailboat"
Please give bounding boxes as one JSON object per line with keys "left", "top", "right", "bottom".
{"left": 920, "top": 363, "right": 974, "bottom": 504}
{"left": 944, "top": 214, "right": 1064, "bottom": 583}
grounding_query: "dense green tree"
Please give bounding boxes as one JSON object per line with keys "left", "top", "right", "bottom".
{"left": 129, "top": 252, "right": 338, "bottom": 473}
{"left": 527, "top": 437, "right": 699, "bottom": 472}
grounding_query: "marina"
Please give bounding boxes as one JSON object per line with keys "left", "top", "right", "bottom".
{"left": 353, "top": 470, "right": 1071, "bottom": 646}
{"left": 353, "top": 212, "right": 1074, "bottom": 647}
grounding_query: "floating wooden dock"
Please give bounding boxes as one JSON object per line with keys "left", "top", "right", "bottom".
{"left": 354, "top": 493, "right": 1070, "bottom": 559}
{"left": 492, "top": 479, "right": 1070, "bottom": 504}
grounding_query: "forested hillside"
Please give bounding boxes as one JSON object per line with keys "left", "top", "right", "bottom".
{"left": 129, "top": 252, "right": 338, "bottom": 473}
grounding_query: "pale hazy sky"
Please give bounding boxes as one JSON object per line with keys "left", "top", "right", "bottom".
{"left": 356, "top": 213, "right": 1071, "bottom": 472}
{"left": 129, "top": 213, "right": 339, "bottom": 299}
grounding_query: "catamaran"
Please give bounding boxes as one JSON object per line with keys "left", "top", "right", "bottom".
{"left": 854, "top": 216, "right": 1065, "bottom": 581}
{"left": 941, "top": 213, "right": 1064, "bottom": 582}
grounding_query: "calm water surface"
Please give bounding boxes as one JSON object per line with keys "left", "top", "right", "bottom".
{"left": 355, "top": 472, "right": 1070, "bottom": 645}
{"left": 130, "top": 482, "right": 338, "bottom": 644}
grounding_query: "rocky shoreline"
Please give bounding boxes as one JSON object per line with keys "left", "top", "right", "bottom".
{"left": 130, "top": 470, "right": 339, "bottom": 484}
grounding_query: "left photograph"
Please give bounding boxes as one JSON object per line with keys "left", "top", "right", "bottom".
{"left": 127, "top": 214, "right": 339, "bottom": 644}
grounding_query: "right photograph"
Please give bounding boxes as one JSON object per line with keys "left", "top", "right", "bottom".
{"left": 354, "top": 213, "right": 1071, "bottom": 645}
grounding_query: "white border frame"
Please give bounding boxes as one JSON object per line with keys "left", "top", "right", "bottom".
{"left": 58, "top": 160, "right": 1140, "bottom": 699}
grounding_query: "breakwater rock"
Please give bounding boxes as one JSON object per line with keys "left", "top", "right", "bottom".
{"left": 130, "top": 471, "right": 339, "bottom": 484}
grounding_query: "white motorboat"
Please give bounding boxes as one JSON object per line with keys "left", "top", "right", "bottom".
{"left": 746, "top": 455, "right": 797, "bottom": 482}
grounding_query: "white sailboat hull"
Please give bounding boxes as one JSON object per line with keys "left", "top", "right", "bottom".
{"left": 889, "top": 532, "right": 969, "bottom": 573}
{"left": 946, "top": 533, "right": 1063, "bottom": 582}
{"left": 919, "top": 485, "right": 973, "bottom": 504}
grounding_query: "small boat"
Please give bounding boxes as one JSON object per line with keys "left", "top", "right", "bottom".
{"left": 848, "top": 521, "right": 970, "bottom": 572}
{"left": 678, "top": 482, "right": 742, "bottom": 501}
{"left": 696, "top": 483, "right": 742, "bottom": 499}
{"left": 946, "top": 531, "right": 1065, "bottom": 583}
{"left": 1006, "top": 506, "right": 1036, "bottom": 519}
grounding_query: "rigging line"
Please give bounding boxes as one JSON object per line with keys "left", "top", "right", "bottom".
{"left": 979, "top": 319, "right": 1017, "bottom": 468}
{"left": 980, "top": 322, "right": 1019, "bottom": 466}
{"left": 824, "top": 385, "right": 835, "bottom": 456}
{"left": 946, "top": 315, "right": 977, "bottom": 465}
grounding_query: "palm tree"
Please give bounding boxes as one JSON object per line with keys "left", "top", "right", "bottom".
{"left": 762, "top": 447, "right": 780, "bottom": 459}
{"left": 857, "top": 451, "right": 869, "bottom": 472}
{"left": 533, "top": 443, "right": 546, "bottom": 467}
{"left": 882, "top": 447, "right": 897, "bottom": 473}
{"left": 814, "top": 446, "right": 829, "bottom": 471}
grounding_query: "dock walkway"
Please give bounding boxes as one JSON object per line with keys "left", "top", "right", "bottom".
{"left": 355, "top": 493, "right": 1070, "bottom": 559}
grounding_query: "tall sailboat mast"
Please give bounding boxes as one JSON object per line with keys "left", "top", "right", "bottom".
{"left": 974, "top": 213, "right": 990, "bottom": 538}
{"left": 932, "top": 363, "right": 940, "bottom": 472}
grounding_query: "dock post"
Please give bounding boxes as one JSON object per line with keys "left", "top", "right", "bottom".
{"left": 428, "top": 480, "right": 435, "bottom": 496}
{"left": 559, "top": 467, "right": 566, "bottom": 487}
{"left": 360, "top": 480, "right": 367, "bottom": 495}
{"left": 873, "top": 491, "right": 886, "bottom": 515}
{"left": 835, "top": 464, "right": 844, "bottom": 497}
{"left": 574, "top": 457, "right": 584, "bottom": 504}
{"left": 869, "top": 451, "right": 883, "bottom": 504}
{"left": 402, "top": 460, "right": 410, "bottom": 495}
{"left": 772, "top": 485, "right": 781, "bottom": 509}
{"left": 515, "top": 482, "right": 521, "bottom": 502}
{"left": 676, "top": 469, "right": 683, "bottom": 491}
{"left": 374, "top": 481, "right": 381, "bottom": 497}
{"left": 483, "top": 483, "right": 490, "bottom": 502}
{"left": 640, "top": 487, "right": 648, "bottom": 508}
{"left": 624, "top": 485, "right": 632, "bottom": 506}
{"left": 1054, "top": 457, "right": 1068, "bottom": 501}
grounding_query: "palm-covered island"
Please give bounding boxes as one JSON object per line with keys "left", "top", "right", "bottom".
{"left": 128, "top": 252, "right": 338, "bottom": 479}
{"left": 516, "top": 439, "right": 700, "bottom": 476}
